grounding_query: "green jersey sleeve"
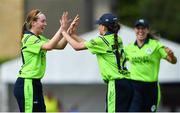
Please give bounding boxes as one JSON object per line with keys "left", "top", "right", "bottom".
{"left": 84, "top": 37, "right": 108, "bottom": 54}
{"left": 156, "top": 41, "right": 167, "bottom": 59}
{"left": 23, "top": 35, "right": 48, "bottom": 54}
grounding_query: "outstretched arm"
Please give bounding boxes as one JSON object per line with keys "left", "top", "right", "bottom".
{"left": 62, "top": 31, "right": 86, "bottom": 51}
{"left": 54, "top": 37, "right": 67, "bottom": 50}
{"left": 42, "top": 12, "right": 69, "bottom": 51}
{"left": 164, "top": 47, "right": 177, "bottom": 64}
{"left": 55, "top": 14, "right": 80, "bottom": 49}
{"left": 54, "top": 14, "right": 86, "bottom": 50}
{"left": 62, "top": 15, "right": 87, "bottom": 51}
{"left": 68, "top": 15, "right": 85, "bottom": 43}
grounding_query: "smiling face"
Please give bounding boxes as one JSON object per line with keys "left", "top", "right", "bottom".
{"left": 134, "top": 26, "right": 149, "bottom": 41}
{"left": 31, "top": 13, "right": 47, "bottom": 35}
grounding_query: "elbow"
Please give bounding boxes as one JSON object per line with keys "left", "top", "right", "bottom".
{"left": 42, "top": 45, "right": 54, "bottom": 51}
{"left": 73, "top": 46, "right": 82, "bottom": 51}
{"left": 68, "top": 41, "right": 85, "bottom": 51}
{"left": 72, "top": 44, "right": 85, "bottom": 51}
{"left": 46, "top": 45, "right": 55, "bottom": 51}
{"left": 73, "top": 43, "right": 85, "bottom": 51}
{"left": 74, "top": 48, "right": 82, "bottom": 51}
{"left": 46, "top": 47, "right": 53, "bottom": 51}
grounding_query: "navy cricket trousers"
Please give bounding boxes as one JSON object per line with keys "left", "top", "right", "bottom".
{"left": 14, "top": 77, "right": 46, "bottom": 112}
{"left": 129, "top": 80, "right": 159, "bottom": 112}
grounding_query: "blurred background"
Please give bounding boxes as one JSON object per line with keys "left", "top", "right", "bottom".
{"left": 0, "top": 0, "right": 180, "bottom": 112}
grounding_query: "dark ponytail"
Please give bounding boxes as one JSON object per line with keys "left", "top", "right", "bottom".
{"left": 21, "top": 22, "right": 27, "bottom": 39}
{"left": 111, "top": 22, "right": 121, "bottom": 54}
{"left": 106, "top": 22, "right": 121, "bottom": 48}
{"left": 113, "top": 23, "right": 121, "bottom": 71}
{"left": 106, "top": 22, "right": 121, "bottom": 71}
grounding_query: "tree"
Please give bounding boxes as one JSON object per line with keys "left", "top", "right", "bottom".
{"left": 114, "top": 0, "right": 180, "bottom": 43}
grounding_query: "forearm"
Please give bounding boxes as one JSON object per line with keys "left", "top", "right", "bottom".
{"left": 62, "top": 31, "right": 86, "bottom": 50}
{"left": 71, "top": 34, "right": 85, "bottom": 42}
{"left": 42, "top": 28, "right": 63, "bottom": 50}
{"left": 55, "top": 37, "right": 68, "bottom": 49}
{"left": 54, "top": 29, "right": 77, "bottom": 50}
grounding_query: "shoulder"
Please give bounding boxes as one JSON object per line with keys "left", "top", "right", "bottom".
{"left": 105, "top": 34, "right": 122, "bottom": 40}
{"left": 125, "top": 42, "right": 134, "bottom": 49}
{"left": 88, "top": 36, "right": 104, "bottom": 44}
{"left": 124, "top": 42, "right": 135, "bottom": 54}
{"left": 117, "top": 36, "right": 123, "bottom": 43}
{"left": 22, "top": 34, "right": 37, "bottom": 44}
{"left": 149, "top": 38, "right": 158, "bottom": 43}
{"left": 39, "top": 35, "right": 49, "bottom": 41}
{"left": 149, "top": 38, "right": 164, "bottom": 48}
{"left": 22, "top": 34, "right": 47, "bottom": 45}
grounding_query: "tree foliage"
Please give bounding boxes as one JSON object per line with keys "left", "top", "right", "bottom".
{"left": 115, "top": 0, "right": 180, "bottom": 43}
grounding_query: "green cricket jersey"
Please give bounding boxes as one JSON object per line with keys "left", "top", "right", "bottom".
{"left": 85, "top": 34, "right": 130, "bottom": 81}
{"left": 18, "top": 31, "right": 48, "bottom": 79}
{"left": 124, "top": 38, "right": 167, "bottom": 82}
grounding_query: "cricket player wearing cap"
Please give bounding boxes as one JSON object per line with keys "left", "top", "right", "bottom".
{"left": 62, "top": 13, "right": 134, "bottom": 112}
{"left": 124, "top": 19, "right": 177, "bottom": 112}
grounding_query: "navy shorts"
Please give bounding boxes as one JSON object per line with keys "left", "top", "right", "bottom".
{"left": 129, "top": 80, "right": 159, "bottom": 112}
{"left": 13, "top": 77, "right": 46, "bottom": 112}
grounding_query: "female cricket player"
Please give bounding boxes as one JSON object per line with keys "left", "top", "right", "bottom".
{"left": 13, "top": 9, "right": 77, "bottom": 112}
{"left": 62, "top": 13, "right": 134, "bottom": 112}
{"left": 124, "top": 19, "right": 177, "bottom": 112}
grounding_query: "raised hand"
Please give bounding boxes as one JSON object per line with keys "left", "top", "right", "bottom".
{"left": 68, "top": 15, "right": 80, "bottom": 35}
{"left": 60, "top": 11, "right": 70, "bottom": 32}
{"left": 164, "top": 47, "right": 174, "bottom": 58}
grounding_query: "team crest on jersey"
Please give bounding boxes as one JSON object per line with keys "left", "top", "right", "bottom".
{"left": 146, "top": 48, "right": 153, "bottom": 54}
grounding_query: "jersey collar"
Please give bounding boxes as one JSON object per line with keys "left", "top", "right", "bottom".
{"left": 104, "top": 31, "right": 114, "bottom": 36}
{"left": 24, "top": 31, "right": 35, "bottom": 35}
{"left": 24, "top": 31, "right": 41, "bottom": 39}
{"left": 134, "top": 37, "right": 150, "bottom": 48}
